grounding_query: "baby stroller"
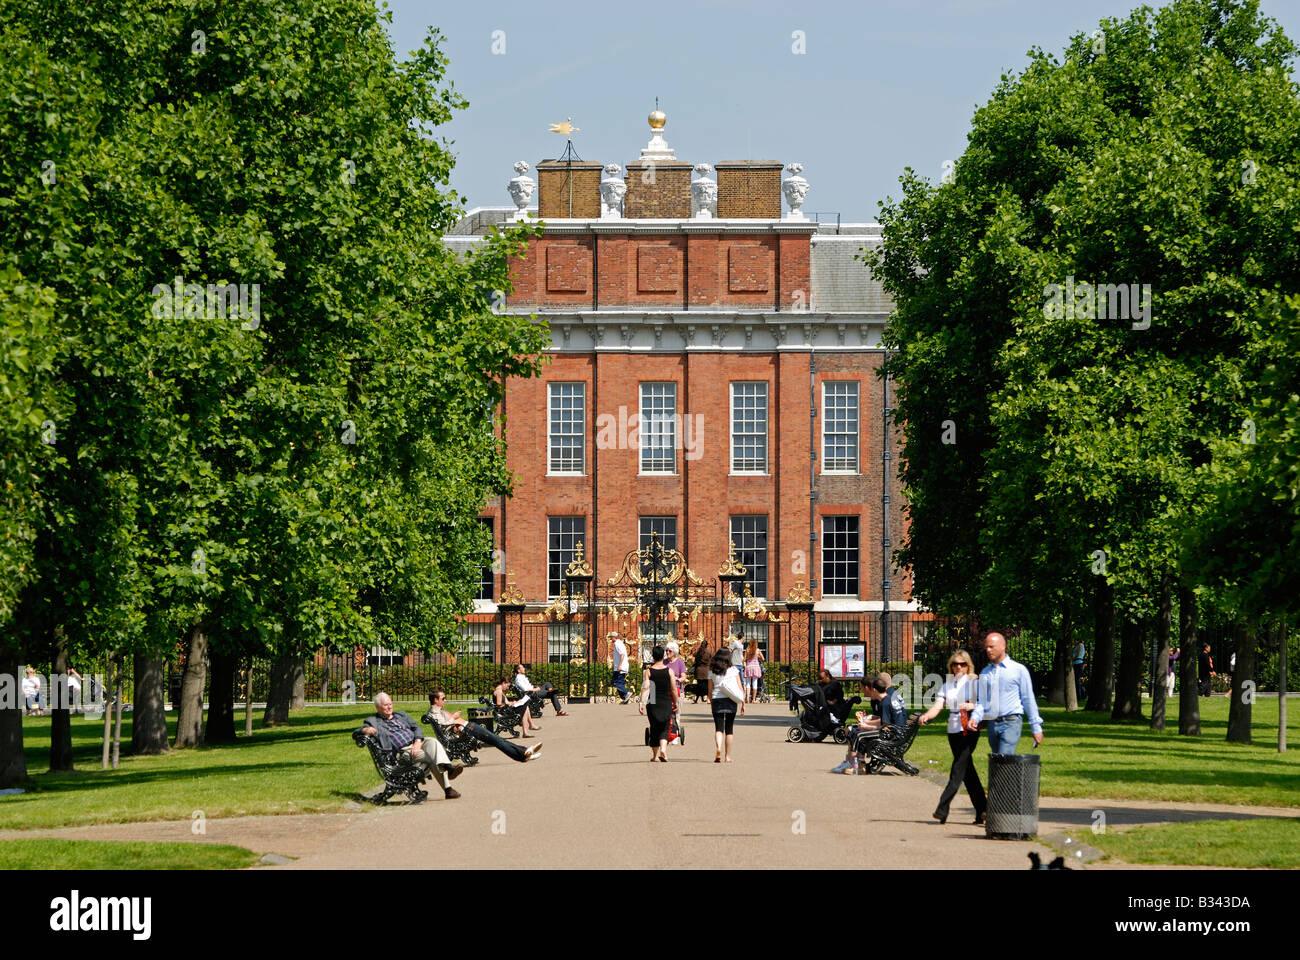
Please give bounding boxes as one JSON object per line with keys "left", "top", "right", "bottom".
{"left": 785, "top": 682, "right": 856, "bottom": 743}
{"left": 645, "top": 704, "right": 686, "bottom": 746}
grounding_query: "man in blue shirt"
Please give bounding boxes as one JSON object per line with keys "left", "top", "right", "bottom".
{"left": 968, "top": 632, "right": 1044, "bottom": 755}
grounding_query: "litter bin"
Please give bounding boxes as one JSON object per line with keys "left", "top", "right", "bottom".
{"left": 985, "top": 753, "right": 1040, "bottom": 839}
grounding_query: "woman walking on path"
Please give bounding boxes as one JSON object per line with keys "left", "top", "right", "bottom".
{"left": 743, "top": 641, "right": 765, "bottom": 703}
{"left": 692, "top": 641, "right": 712, "bottom": 703}
{"left": 917, "top": 649, "right": 987, "bottom": 825}
{"left": 709, "top": 647, "right": 745, "bottom": 763}
{"left": 639, "top": 645, "right": 677, "bottom": 762}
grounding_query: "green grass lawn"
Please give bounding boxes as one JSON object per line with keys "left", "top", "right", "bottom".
{"left": 2, "top": 699, "right": 448, "bottom": 831}
{"left": 904, "top": 698, "right": 1300, "bottom": 808}
{"left": 1069, "top": 817, "right": 1300, "bottom": 868}
{"left": 0, "top": 838, "right": 262, "bottom": 870}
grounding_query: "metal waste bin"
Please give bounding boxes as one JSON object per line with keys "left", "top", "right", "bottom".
{"left": 985, "top": 754, "right": 1040, "bottom": 839}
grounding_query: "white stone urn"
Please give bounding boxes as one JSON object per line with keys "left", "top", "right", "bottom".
{"left": 599, "top": 163, "right": 626, "bottom": 219}
{"left": 691, "top": 163, "right": 717, "bottom": 219}
{"left": 507, "top": 160, "right": 535, "bottom": 220}
{"left": 782, "top": 162, "right": 808, "bottom": 221}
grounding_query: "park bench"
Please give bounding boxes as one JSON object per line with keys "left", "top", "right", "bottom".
{"left": 860, "top": 713, "right": 922, "bottom": 776}
{"left": 419, "top": 710, "right": 481, "bottom": 766}
{"left": 479, "top": 694, "right": 527, "bottom": 738}
{"left": 352, "top": 729, "right": 427, "bottom": 805}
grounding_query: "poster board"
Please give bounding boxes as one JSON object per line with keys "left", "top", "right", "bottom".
{"left": 820, "top": 644, "right": 866, "bottom": 679}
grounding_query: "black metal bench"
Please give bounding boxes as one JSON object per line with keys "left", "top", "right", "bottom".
{"left": 352, "top": 729, "right": 427, "bottom": 804}
{"left": 479, "top": 695, "right": 527, "bottom": 738}
{"left": 860, "top": 713, "right": 922, "bottom": 776}
{"left": 420, "top": 711, "right": 481, "bottom": 766}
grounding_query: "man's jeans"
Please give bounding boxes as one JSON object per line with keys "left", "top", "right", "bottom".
{"left": 612, "top": 671, "right": 628, "bottom": 702}
{"left": 987, "top": 716, "right": 1023, "bottom": 755}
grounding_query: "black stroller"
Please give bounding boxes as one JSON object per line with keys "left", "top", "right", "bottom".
{"left": 785, "top": 682, "right": 859, "bottom": 743}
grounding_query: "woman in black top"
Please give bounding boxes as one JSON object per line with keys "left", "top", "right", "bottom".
{"left": 818, "top": 669, "right": 852, "bottom": 721}
{"left": 638, "top": 645, "right": 677, "bottom": 762}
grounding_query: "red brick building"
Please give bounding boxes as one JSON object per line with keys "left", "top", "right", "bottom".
{"left": 448, "top": 113, "right": 922, "bottom": 670}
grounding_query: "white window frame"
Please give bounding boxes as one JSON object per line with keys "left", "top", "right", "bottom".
{"left": 821, "top": 515, "right": 860, "bottom": 597}
{"left": 639, "top": 382, "right": 677, "bottom": 475}
{"left": 821, "top": 381, "right": 860, "bottom": 474}
{"left": 730, "top": 381, "right": 769, "bottom": 475}
{"left": 547, "top": 382, "right": 585, "bottom": 476}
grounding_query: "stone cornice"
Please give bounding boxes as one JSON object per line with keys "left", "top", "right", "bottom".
{"left": 516, "top": 312, "right": 890, "bottom": 352}
{"left": 541, "top": 218, "right": 819, "bottom": 236}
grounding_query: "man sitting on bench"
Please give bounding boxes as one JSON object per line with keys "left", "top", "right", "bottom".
{"left": 359, "top": 693, "right": 466, "bottom": 800}
{"left": 513, "top": 663, "right": 569, "bottom": 716}
{"left": 831, "top": 673, "right": 908, "bottom": 774}
{"left": 427, "top": 690, "right": 543, "bottom": 763}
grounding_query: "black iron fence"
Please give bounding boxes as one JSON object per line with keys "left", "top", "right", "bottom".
{"left": 14, "top": 614, "right": 1294, "bottom": 715}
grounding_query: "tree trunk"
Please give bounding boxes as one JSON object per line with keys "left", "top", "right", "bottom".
{"left": 1279, "top": 626, "right": 1287, "bottom": 753}
{"left": 1086, "top": 579, "right": 1115, "bottom": 711}
{"left": 243, "top": 660, "right": 254, "bottom": 738}
{"left": 1226, "top": 623, "right": 1257, "bottom": 744}
{"left": 1151, "top": 576, "right": 1172, "bottom": 731}
{"left": 0, "top": 646, "right": 27, "bottom": 788}
{"left": 111, "top": 663, "right": 123, "bottom": 769}
{"left": 290, "top": 657, "right": 306, "bottom": 709}
{"left": 1112, "top": 618, "right": 1145, "bottom": 720}
{"left": 131, "top": 655, "right": 170, "bottom": 755}
{"left": 263, "top": 655, "right": 296, "bottom": 726}
{"left": 50, "top": 627, "right": 74, "bottom": 772}
{"left": 1048, "top": 608, "right": 1075, "bottom": 708}
{"left": 174, "top": 623, "right": 208, "bottom": 748}
{"left": 101, "top": 656, "right": 115, "bottom": 769}
{"left": 1177, "top": 584, "right": 1200, "bottom": 736}
{"left": 206, "top": 649, "right": 237, "bottom": 743}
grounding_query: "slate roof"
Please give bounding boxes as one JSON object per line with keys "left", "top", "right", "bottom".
{"left": 810, "top": 228, "right": 894, "bottom": 316}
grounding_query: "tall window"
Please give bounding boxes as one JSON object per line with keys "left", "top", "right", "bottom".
{"left": 822, "top": 381, "right": 860, "bottom": 473}
{"left": 639, "top": 517, "right": 678, "bottom": 578}
{"left": 819, "top": 619, "right": 861, "bottom": 643}
{"left": 476, "top": 517, "right": 494, "bottom": 601}
{"left": 547, "top": 517, "right": 586, "bottom": 598}
{"left": 639, "top": 382, "right": 677, "bottom": 474}
{"left": 548, "top": 622, "right": 578, "bottom": 664}
{"left": 822, "top": 516, "right": 860, "bottom": 596}
{"left": 458, "top": 621, "right": 497, "bottom": 661}
{"left": 731, "top": 382, "right": 768, "bottom": 473}
{"left": 548, "top": 382, "right": 585, "bottom": 474}
{"left": 639, "top": 517, "right": 678, "bottom": 551}
{"left": 729, "top": 516, "right": 768, "bottom": 599}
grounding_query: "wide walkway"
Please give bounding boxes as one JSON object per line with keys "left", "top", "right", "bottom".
{"left": 282, "top": 700, "right": 1053, "bottom": 869}
{"left": 9, "top": 701, "right": 1294, "bottom": 868}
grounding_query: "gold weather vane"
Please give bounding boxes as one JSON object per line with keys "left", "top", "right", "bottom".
{"left": 548, "top": 117, "right": 580, "bottom": 137}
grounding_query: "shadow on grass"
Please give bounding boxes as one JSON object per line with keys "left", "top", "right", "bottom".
{"left": 6, "top": 760, "right": 341, "bottom": 797}
{"left": 1039, "top": 804, "right": 1298, "bottom": 827}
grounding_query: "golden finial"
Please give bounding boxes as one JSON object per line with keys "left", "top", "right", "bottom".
{"left": 717, "top": 540, "right": 747, "bottom": 579}
{"left": 500, "top": 573, "right": 525, "bottom": 605}
{"left": 786, "top": 579, "right": 813, "bottom": 604}
{"left": 565, "top": 540, "right": 594, "bottom": 579}
{"left": 548, "top": 117, "right": 580, "bottom": 136}
{"left": 648, "top": 97, "right": 666, "bottom": 130}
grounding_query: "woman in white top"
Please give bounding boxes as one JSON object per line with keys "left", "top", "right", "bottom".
{"left": 918, "top": 649, "right": 987, "bottom": 825}
{"left": 709, "top": 647, "right": 746, "bottom": 763}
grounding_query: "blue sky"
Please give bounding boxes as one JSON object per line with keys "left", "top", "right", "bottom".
{"left": 384, "top": 0, "right": 1300, "bottom": 221}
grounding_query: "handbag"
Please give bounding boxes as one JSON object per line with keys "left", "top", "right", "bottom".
{"left": 719, "top": 668, "right": 745, "bottom": 705}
